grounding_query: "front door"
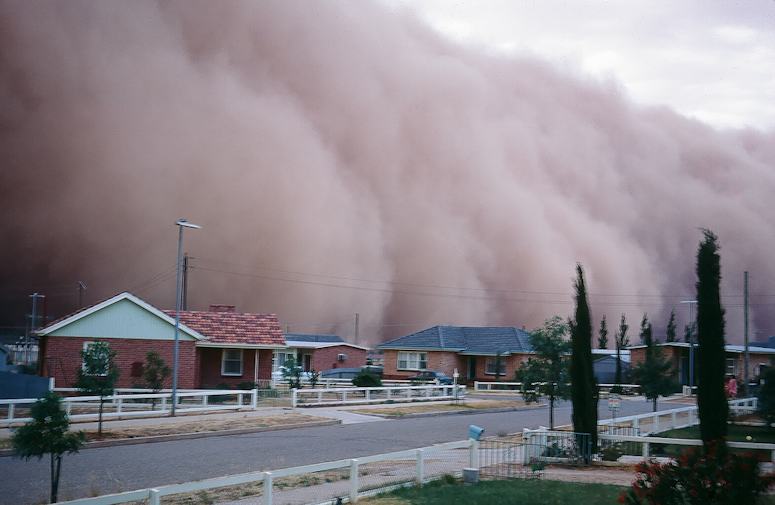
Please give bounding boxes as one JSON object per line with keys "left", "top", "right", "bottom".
{"left": 303, "top": 354, "right": 312, "bottom": 372}
{"left": 468, "top": 357, "right": 476, "bottom": 380}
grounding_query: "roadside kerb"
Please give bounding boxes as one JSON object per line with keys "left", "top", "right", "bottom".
{"left": 359, "top": 404, "right": 547, "bottom": 419}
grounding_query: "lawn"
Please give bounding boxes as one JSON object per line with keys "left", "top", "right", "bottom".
{"left": 656, "top": 424, "right": 775, "bottom": 444}
{"left": 643, "top": 424, "right": 775, "bottom": 461}
{"left": 361, "top": 478, "right": 625, "bottom": 505}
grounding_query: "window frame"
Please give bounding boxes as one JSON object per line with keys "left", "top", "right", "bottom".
{"left": 485, "top": 357, "right": 507, "bottom": 376}
{"left": 221, "top": 349, "right": 244, "bottom": 377}
{"left": 397, "top": 351, "right": 428, "bottom": 371}
{"left": 725, "top": 357, "right": 736, "bottom": 376}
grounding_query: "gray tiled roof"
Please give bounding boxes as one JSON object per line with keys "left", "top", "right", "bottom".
{"left": 377, "top": 326, "right": 533, "bottom": 355}
{"left": 285, "top": 333, "right": 344, "bottom": 343}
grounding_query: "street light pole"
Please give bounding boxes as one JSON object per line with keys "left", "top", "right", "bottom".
{"left": 172, "top": 219, "right": 201, "bottom": 416}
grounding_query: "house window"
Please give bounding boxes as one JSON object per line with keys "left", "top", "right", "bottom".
{"left": 275, "top": 351, "right": 297, "bottom": 368}
{"left": 726, "top": 358, "right": 736, "bottom": 376}
{"left": 485, "top": 357, "right": 506, "bottom": 376}
{"left": 397, "top": 352, "right": 427, "bottom": 370}
{"left": 82, "top": 341, "right": 109, "bottom": 376}
{"left": 221, "top": 349, "right": 243, "bottom": 376}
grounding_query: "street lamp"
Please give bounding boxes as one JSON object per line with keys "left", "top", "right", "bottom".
{"left": 172, "top": 219, "right": 201, "bottom": 416}
{"left": 680, "top": 300, "right": 697, "bottom": 393}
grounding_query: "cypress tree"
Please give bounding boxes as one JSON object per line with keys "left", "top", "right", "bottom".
{"left": 639, "top": 314, "right": 650, "bottom": 345}
{"left": 597, "top": 315, "right": 608, "bottom": 349}
{"left": 696, "top": 230, "right": 727, "bottom": 446}
{"left": 613, "top": 314, "right": 629, "bottom": 393}
{"left": 666, "top": 309, "right": 677, "bottom": 343}
{"left": 570, "top": 264, "right": 597, "bottom": 453}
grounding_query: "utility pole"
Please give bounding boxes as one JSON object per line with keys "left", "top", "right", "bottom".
{"left": 77, "top": 281, "right": 87, "bottom": 309}
{"left": 354, "top": 313, "right": 359, "bottom": 345}
{"left": 28, "top": 293, "right": 45, "bottom": 366}
{"left": 182, "top": 253, "right": 190, "bottom": 311}
{"left": 744, "top": 271, "right": 750, "bottom": 394}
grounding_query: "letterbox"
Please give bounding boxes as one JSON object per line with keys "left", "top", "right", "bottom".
{"left": 468, "top": 424, "right": 485, "bottom": 441}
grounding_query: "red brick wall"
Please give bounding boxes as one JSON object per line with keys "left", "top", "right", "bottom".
{"left": 311, "top": 345, "right": 368, "bottom": 371}
{"left": 382, "top": 350, "right": 532, "bottom": 382}
{"left": 42, "top": 336, "right": 197, "bottom": 389}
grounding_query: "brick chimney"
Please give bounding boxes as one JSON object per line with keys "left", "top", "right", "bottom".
{"left": 209, "top": 304, "right": 236, "bottom": 313}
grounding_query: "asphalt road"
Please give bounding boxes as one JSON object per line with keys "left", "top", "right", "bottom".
{"left": 0, "top": 398, "right": 687, "bottom": 505}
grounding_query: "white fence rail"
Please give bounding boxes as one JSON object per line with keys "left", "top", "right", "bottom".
{"left": 0, "top": 389, "right": 267, "bottom": 426}
{"left": 292, "top": 384, "right": 466, "bottom": 408}
{"left": 599, "top": 432, "right": 775, "bottom": 460}
{"left": 597, "top": 397, "right": 758, "bottom": 435}
{"left": 55, "top": 439, "right": 475, "bottom": 505}
{"left": 473, "top": 381, "right": 641, "bottom": 395}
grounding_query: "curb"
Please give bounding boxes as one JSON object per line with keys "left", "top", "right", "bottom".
{"left": 364, "top": 404, "right": 548, "bottom": 419}
{"left": 0, "top": 419, "right": 340, "bottom": 457}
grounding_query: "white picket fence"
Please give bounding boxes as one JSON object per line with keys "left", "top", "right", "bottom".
{"left": 55, "top": 439, "right": 475, "bottom": 505}
{"left": 473, "top": 381, "right": 641, "bottom": 395}
{"left": 291, "top": 384, "right": 466, "bottom": 408}
{"left": 598, "top": 397, "right": 758, "bottom": 435}
{"left": 598, "top": 432, "right": 775, "bottom": 460}
{"left": 0, "top": 389, "right": 264, "bottom": 426}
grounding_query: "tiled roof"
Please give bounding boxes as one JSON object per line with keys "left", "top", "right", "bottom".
{"left": 285, "top": 333, "right": 344, "bottom": 343}
{"left": 163, "top": 310, "right": 284, "bottom": 346}
{"left": 377, "top": 325, "right": 533, "bottom": 355}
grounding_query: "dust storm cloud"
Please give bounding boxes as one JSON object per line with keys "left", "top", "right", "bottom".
{"left": 1, "top": 1, "right": 774, "bottom": 344}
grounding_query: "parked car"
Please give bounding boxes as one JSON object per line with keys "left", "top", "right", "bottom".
{"left": 271, "top": 366, "right": 313, "bottom": 382}
{"left": 320, "top": 368, "right": 362, "bottom": 379}
{"left": 409, "top": 371, "right": 453, "bottom": 385}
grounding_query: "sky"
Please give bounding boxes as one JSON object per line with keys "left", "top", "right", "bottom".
{"left": 388, "top": 0, "right": 775, "bottom": 130}
{"left": 1, "top": 0, "right": 774, "bottom": 345}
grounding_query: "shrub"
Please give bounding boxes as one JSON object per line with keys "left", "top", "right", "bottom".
{"left": 757, "top": 367, "right": 775, "bottom": 427}
{"left": 236, "top": 381, "right": 257, "bottom": 390}
{"left": 620, "top": 442, "right": 775, "bottom": 504}
{"left": 352, "top": 372, "right": 382, "bottom": 388}
{"left": 600, "top": 443, "right": 625, "bottom": 462}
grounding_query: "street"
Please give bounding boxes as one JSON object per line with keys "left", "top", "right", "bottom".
{"left": 0, "top": 398, "right": 686, "bottom": 504}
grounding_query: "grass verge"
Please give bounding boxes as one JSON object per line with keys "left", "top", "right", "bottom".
{"left": 361, "top": 477, "right": 625, "bottom": 505}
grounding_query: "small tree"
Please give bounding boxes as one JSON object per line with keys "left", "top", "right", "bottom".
{"left": 12, "top": 392, "right": 85, "bottom": 503}
{"left": 612, "top": 314, "right": 630, "bottom": 394}
{"left": 757, "top": 367, "right": 775, "bottom": 426}
{"left": 597, "top": 315, "right": 608, "bottom": 349}
{"left": 493, "top": 351, "right": 505, "bottom": 382}
{"left": 282, "top": 358, "right": 304, "bottom": 389}
{"left": 517, "top": 316, "right": 571, "bottom": 429}
{"left": 309, "top": 369, "right": 321, "bottom": 388}
{"left": 696, "top": 230, "right": 728, "bottom": 446}
{"left": 569, "top": 264, "right": 598, "bottom": 452}
{"left": 74, "top": 341, "right": 119, "bottom": 437}
{"left": 142, "top": 351, "right": 170, "bottom": 410}
{"left": 632, "top": 323, "right": 677, "bottom": 411}
{"left": 639, "top": 314, "right": 650, "bottom": 345}
{"left": 665, "top": 309, "right": 677, "bottom": 343}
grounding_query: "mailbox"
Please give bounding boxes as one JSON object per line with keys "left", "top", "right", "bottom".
{"left": 468, "top": 424, "right": 485, "bottom": 441}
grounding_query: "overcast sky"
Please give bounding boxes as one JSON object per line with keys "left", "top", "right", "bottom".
{"left": 388, "top": 0, "right": 775, "bottom": 131}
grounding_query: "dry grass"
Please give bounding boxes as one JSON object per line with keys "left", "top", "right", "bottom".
{"left": 83, "top": 413, "right": 326, "bottom": 440}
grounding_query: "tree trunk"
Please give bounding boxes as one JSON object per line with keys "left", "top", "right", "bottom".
{"left": 98, "top": 397, "right": 104, "bottom": 437}
{"left": 549, "top": 396, "right": 555, "bottom": 429}
{"left": 50, "top": 453, "right": 61, "bottom": 503}
{"left": 653, "top": 397, "right": 658, "bottom": 412}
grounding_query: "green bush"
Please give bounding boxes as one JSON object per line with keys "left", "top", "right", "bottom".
{"left": 600, "top": 443, "right": 625, "bottom": 461}
{"left": 758, "top": 368, "right": 775, "bottom": 427}
{"left": 236, "top": 381, "right": 257, "bottom": 390}
{"left": 621, "top": 442, "right": 775, "bottom": 504}
{"left": 352, "top": 372, "right": 382, "bottom": 388}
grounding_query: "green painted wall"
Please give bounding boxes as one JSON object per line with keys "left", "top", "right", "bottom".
{"left": 48, "top": 298, "right": 196, "bottom": 340}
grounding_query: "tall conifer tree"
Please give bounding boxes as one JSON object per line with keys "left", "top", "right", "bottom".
{"left": 570, "top": 264, "right": 597, "bottom": 452}
{"left": 696, "top": 230, "right": 727, "bottom": 446}
{"left": 666, "top": 309, "right": 677, "bottom": 343}
{"left": 597, "top": 315, "right": 608, "bottom": 349}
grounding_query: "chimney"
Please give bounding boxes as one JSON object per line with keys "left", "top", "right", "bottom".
{"left": 209, "top": 304, "right": 236, "bottom": 313}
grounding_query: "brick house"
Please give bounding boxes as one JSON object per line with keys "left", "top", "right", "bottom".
{"left": 37, "top": 292, "right": 286, "bottom": 389}
{"left": 628, "top": 341, "right": 775, "bottom": 385}
{"left": 282, "top": 333, "right": 369, "bottom": 372}
{"left": 377, "top": 326, "right": 533, "bottom": 382}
